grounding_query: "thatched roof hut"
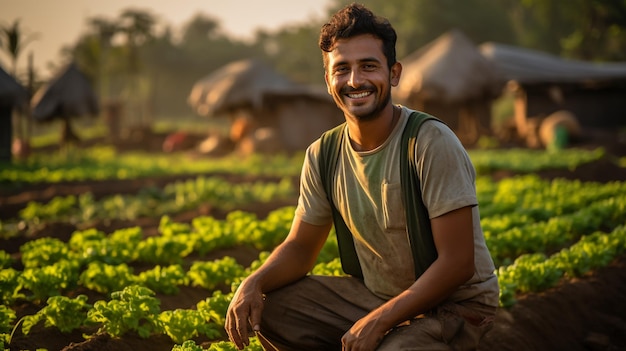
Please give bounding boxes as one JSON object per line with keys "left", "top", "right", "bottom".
{"left": 188, "top": 58, "right": 296, "bottom": 117}
{"left": 395, "top": 29, "right": 504, "bottom": 144}
{"left": 31, "top": 62, "right": 99, "bottom": 122}
{"left": 30, "top": 62, "right": 99, "bottom": 145}
{"left": 189, "top": 58, "right": 343, "bottom": 154}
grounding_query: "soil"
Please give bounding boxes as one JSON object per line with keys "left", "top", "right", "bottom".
{"left": 2, "top": 129, "right": 626, "bottom": 351}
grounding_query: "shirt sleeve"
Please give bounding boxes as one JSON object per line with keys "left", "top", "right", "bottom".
{"left": 295, "top": 139, "right": 333, "bottom": 225}
{"left": 416, "top": 121, "right": 478, "bottom": 218}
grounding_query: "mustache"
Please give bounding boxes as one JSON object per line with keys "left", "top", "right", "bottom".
{"left": 340, "top": 85, "right": 376, "bottom": 94}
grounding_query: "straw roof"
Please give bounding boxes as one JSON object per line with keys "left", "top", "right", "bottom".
{"left": 31, "top": 62, "right": 99, "bottom": 121}
{"left": 395, "top": 29, "right": 503, "bottom": 104}
{"left": 479, "top": 42, "right": 626, "bottom": 84}
{"left": 188, "top": 58, "right": 297, "bottom": 117}
{"left": 0, "top": 65, "right": 27, "bottom": 109}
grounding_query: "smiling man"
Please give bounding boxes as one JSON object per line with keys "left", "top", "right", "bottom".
{"left": 225, "top": 4, "right": 499, "bottom": 350}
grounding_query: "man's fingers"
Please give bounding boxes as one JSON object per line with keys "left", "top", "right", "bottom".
{"left": 237, "top": 318, "right": 250, "bottom": 346}
{"left": 226, "top": 314, "right": 249, "bottom": 350}
{"left": 249, "top": 304, "right": 263, "bottom": 332}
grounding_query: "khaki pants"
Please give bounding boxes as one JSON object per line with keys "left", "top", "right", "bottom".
{"left": 258, "top": 275, "right": 496, "bottom": 351}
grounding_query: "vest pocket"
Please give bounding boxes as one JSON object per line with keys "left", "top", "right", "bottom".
{"left": 382, "top": 181, "right": 406, "bottom": 231}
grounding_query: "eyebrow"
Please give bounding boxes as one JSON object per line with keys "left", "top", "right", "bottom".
{"left": 332, "top": 56, "right": 382, "bottom": 68}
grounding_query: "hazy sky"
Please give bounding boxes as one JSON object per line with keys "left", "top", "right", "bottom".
{"left": 0, "top": 0, "right": 333, "bottom": 78}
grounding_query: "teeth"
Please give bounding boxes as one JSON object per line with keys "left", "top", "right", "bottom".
{"left": 348, "top": 92, "right": 370, "bottom": 99}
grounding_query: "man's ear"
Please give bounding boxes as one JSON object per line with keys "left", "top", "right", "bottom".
{"left": 390, "top": 62, "right": 402, "bottom": 87}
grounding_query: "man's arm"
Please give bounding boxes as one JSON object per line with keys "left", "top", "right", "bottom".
{"left": 226, "top": 217, "right": 332, "bottom": 350}
{"left": 342, "top": 206, "right": 475, "bottom": 349}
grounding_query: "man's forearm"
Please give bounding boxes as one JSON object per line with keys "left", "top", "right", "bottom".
{"left": 247, "top": 239, "right": 318, "bottom": 294}
{"left": 368, "top": 254, "right": 473, "bottom": 333}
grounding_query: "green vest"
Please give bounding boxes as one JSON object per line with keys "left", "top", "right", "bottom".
{"left": 318, "top": 111, "right": 441, "bottom": 280}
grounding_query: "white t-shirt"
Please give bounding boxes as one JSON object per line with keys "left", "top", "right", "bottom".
{"left": 295, "top": 105, "right": 499, "bottom": 306}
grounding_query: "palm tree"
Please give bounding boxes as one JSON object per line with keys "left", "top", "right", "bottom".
{"left": 0, "top": 19, "right": 38, "bottom": 147}
{"left": 0, "top": 19, "right": 38, "bottom": 76}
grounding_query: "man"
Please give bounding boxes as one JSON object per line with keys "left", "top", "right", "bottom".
{"left": 226, "top": 4, "right": 499, "bottom": 350}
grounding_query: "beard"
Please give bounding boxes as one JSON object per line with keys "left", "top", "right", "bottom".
{"left": 338, "top": 84, "right": 392, "bottom": 122}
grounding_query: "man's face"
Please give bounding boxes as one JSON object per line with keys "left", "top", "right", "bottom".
{"left": 324, "top": 34, "right": 401, "bottom": 121}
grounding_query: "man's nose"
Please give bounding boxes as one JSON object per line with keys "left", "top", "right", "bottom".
{"left": 348, "top": 69, "right": 364, "bottom": 88}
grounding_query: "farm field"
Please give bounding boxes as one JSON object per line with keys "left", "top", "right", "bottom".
{"left": 1, "top": 131, "right": 626, "bottom": 351}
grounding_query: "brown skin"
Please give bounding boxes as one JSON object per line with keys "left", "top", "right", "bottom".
{"left": 225, "top": 33, "right": 476, "bottom": 351}
{"left": 324, "top": 34, "right": 402, "bottom": 151}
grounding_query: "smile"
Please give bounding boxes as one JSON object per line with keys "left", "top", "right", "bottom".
{"left": 347, "top": 91, "right": 372, "bottom": 99}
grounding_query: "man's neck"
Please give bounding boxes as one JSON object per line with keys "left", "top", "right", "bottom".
{"left": 346, "top": 105, "right": 400, "bottom": 152}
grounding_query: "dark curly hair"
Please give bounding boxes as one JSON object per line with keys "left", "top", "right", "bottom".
{"left": 319, "top": 3, "right": 397, "bottom": 70}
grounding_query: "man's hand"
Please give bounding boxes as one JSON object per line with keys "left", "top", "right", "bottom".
{"left": 341, "top": 314, "right": 388, "bottom": 351}
{"left": 224, "top": 219, "right": 331, "bottom": 349}
{"left": 225, "top": 278, "right": 265, "bottom": 350}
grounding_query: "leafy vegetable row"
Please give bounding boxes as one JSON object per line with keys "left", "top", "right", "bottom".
{"left": 1, "top": 146, "right": 606, "bottom": 185}
{"left": 0, "top": 146, "right": 304, "bottom": 185}
{"left": 497, "top": 224, "right": 626, "bottom": 307}
{"left": 1, "top": 176, "right": 296, "bottom": 238}
{"left": 485, "top": 195, "right": 626, "bottom": 266}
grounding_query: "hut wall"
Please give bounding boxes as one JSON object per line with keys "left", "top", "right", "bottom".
{"left": 524, "top": 82, "right": 626, "bottom": 128}
{"left": 274, "top": 97, "right": 344, "bottom": 151}
{"left": 421, "top": 101, "right": 461, "bottom": 129}
{"left": 420, "top": 99, "right": 493, "bottom": 144}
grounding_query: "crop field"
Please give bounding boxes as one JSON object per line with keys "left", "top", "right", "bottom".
{"left": 1, "top": 140, "right": 626, "bottom": 351}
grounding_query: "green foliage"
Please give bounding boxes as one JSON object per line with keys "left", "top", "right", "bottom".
{"left": 0, "top": 251, "right": 12, "bottom": 269}
{"left": 196, "top": 290, "right": 234, "bottom": 327}
{"left": 20, "top": 237, "right": 70, "bottom": 268}
{"left": 2, "top": 173, "right": 297, "bottom": 239}
{"left": 341, "top": 0, "right": 517, "bottom": 58}
{"left": 552, "top": 228, "right": 626, "bottom": 278}
{"left": 79, "top": 262, "right": 136, "bottom": 294}
{"left": 0, "top": 268, "right": 22, "bottom": 304}
{"left": 485, "top": 195, "right": 626, "bottom": 266}
{"left": 137, "top": 235, "right": 191, "bottom": 265}
{"left": 2, "top": 152, "right": 626, "bottom": 347}
{"left": 21, "top": 295, "right": 91, "bottom": 334}
{"left": 187, "top": 257, "right": 244, "bottom": 291}
{"left": 171, "top": 339, "right": 205, "bottom": 351}
{"left": 312, "top": 257, "right": 347, "bottom": 276}
{"left": 207, "top": 338, "right": 264, "bottom": 351}
{"left": 469, "top": 148, "right": 605, "bottom": 176}
{"left": 158, "top": 309, "right": 222, "bottom": 343}
{"left": 0, "top": 334, "right": 8, "bottom": 350}
{"left": 187, "top": 216, "right": 238, "bottom": 255}
{"left": 496, "top": 224, "right": 626, "bottom": 307}
{"left": 69, "top": 227, "right": 141, "bottom": 265}
{"left": 87, "top": 285, "right": 161, "bottom": 338}
{"left": 137, "top": 265, "right": 187, "bottom": 295}
{"left": 1, "top": 146, "right": 304, "bottom": 185}
{"left": 0, "top": 305, "right": 16, "bottom": 334}
{"left": 224, "top": 208, "right": 294, "bottom": 251}
{"left": 18, "top": 260, "right": 80, "bottom": 302}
